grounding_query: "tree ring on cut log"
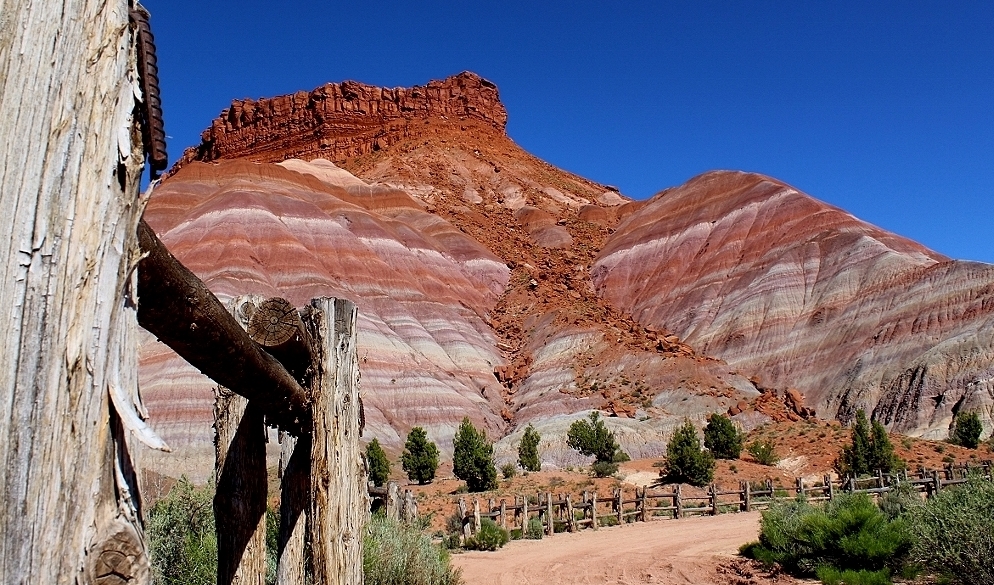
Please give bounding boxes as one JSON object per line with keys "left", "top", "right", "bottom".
{"left": 249, "top": 297, "right": 302, "bottom": 347}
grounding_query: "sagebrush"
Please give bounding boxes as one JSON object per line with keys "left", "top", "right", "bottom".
{"left": 741, "top": 493, "right": 911, "bottom": 584}
{"left": 364, "top": 514, "right": 462, "bottom": 585}
{"left": 906, "top": 477, "right": 994, "bottom": 585}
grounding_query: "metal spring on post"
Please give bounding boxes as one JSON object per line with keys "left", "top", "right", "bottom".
{"left": 129, "top": 5, "right": 168, "bottom": 179}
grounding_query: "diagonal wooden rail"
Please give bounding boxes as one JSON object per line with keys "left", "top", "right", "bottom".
{"left": 135, "top": 219, "right": 310, "bottom": 434}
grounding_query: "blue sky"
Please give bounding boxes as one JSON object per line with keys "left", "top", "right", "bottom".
{"left": 142, "top": 0, "right": 994, "bottom": 263}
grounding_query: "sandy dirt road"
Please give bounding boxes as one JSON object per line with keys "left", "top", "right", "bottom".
{"left": 452, "top": 511, "right": 800, "bottom": 585}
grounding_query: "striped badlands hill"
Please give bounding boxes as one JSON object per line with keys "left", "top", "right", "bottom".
{"left": 140, "top": 72, "right": 991, "bottom": 476}
{"left": 593, "top": 171, "right": 994, "bottom": 437}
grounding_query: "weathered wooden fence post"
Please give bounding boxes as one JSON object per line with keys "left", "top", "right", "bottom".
{"left": 825, "top": 475, "right": 835, "bottom": 501}
{"left": 215, "top": 296, "right": 269, "bottom": 584}
{"left": 674, "top": 484, "right": 683, "bottom": 519}
{"left": 546, "top": 492, "right": 555, "bottom": 536}
{"left": 500, "top": 499, "right": 508, "bottom": 530}
{"left": 591, "top": 492, "right": 599, "bottom": 529}
{"left": 401, "top": 490, "right": 419, "bottom": 524}
{"left": 565, "top": 494, "right": 576, "bottom": 532}
{"left": 742, "top": 480, "right": 751, "bottom": 512}
{"left": 639, "top": 486, "right": 648, "bottom": 522}
{"left": 473, "top": 499, "right": 482, "bottom": 534}
{"left": 710, "top": 484, "right": 720, "bottom": 516}
{"left": 459, "top": 498, "right": 470, "bottom": 541}
{"left": 521, "top": 496, "right": 529, "bottom": 534}
{"left": 305, "top": 298, "right": 366, "bottom": 585}
{"left": 277, "top": 432, "right": 309, "bottom": 585}
{"left": 386, "top": 481, "right": 400, "bottom": 521}
{"left": 616, "top": 488, "right": 624, "bottom": 525}
{"left": 0, "top": 2, "right": 163, "bottom": 582}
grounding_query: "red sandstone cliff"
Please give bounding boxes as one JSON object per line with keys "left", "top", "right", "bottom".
{"left": 141, "top": 73, "right": 992, "bottom": 474}
{"left": 173, "top": 71, "right": 507, "bottom": 168}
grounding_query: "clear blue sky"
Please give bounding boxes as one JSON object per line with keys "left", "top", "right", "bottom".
{"left": 142, "top": 0, "right": 994, "bottom": 263}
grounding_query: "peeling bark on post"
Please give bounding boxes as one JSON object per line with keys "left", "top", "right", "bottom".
{"left": 0, "top": 2, "right": 156, "bottom": 582}
{"left": 304, "top": 298, "right": 366, "bottom": 585}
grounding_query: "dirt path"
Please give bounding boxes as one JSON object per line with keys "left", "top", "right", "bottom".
{"left": 452, "top": 511, "right": 801, "bottom": 585}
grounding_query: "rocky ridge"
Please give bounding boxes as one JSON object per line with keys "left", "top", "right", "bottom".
{"left": 173, "top": 71, "right": 506, "bottom": 169}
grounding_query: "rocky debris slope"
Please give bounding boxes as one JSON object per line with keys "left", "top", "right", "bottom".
{"left": 592, "top": 171, "right": 994, "bottom": 437}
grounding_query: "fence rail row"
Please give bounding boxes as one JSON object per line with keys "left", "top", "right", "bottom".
{"left": 455, "top": 461, "right": 993, "bottom": 542}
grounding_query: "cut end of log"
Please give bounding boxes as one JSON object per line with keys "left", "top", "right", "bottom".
{"left": 248, "top": 297, "right": 303, "bottom": 347}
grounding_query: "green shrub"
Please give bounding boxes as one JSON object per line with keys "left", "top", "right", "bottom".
{"left": 742, "top": 493, "right": 911, "bottom": 584}
{"left": 906, "top": 477, "right": 994, "bottom": 585}
{"left": 501, "top": 463, "right": 517, "bottom": 479}
{"left": 662, "top": 419, "right": 715, "bottom": 486}
{"left": 453, "top": 417, "right": 498, "bottom": 492}
{"left": 464, "top": 519, "right": 509, "bottom": 551}
{"left": 518, "top": 423, "right": 542, "bottom": 472}
{"left": 364, "top": 514, "right": 462, "bottom": 585}
{"left": 526, "top": 517, "right": 544, "bottom": 539}
{"left": 401, "top": 427, "right": 440, "bottom": 485}
{"left": 597, "top": 514, "right": 619, "bottom": 527}
{"left": 567, "top": 411, "right": 629, "bottom": 477}
{"left": 590, "top": 461, "right": 620, "bottom": 478}
{"left": 878, "top": 481, "right": 920, "bottom": 521}
{"left": 815, "top": 566, "right": 893, "bottom": 585}
{"left": 747, "top": 439, "right": 779, "bottom": 466}
{"left": 951, "top": 411, "right": 983, "bottom": 449}
{"left": 704, "top": 413, "right": 744, "bottom": 459}
{"left": 837, "top": 410, "right": 900, "bottom": 477}
{"left": 147, "top": 477, "right": 217, "bottom": 585}
{"left": 367, "top": 438, "right": 391, "bottom": 487}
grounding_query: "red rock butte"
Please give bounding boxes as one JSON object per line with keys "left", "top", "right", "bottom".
{"left": 174, "top": 71, "right": 507, "bottom": 169}
{"left": 142, "top": 72, "right": 994, "bottom": 477}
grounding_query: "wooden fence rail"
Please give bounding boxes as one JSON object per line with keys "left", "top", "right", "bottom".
{"left": 456, "top": 461, "right": 993, "bottom": 542}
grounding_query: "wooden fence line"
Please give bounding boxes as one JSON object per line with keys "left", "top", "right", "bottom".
{"left": 368, "top": 480, "right": 419, "bottom": 522}
{"left": 456, "top": 461, "right": 993, "bottom": 541}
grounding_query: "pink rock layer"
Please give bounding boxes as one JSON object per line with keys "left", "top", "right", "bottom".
{"left": 592, "top": 171, "right": 994, "bottom": 437}
{"left": 140, "top": 159, "right": 510, "bottom": 454}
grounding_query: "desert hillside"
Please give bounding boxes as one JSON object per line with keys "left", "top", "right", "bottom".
{"left": 139, "top": 72, "right": 993, "bottom": 476}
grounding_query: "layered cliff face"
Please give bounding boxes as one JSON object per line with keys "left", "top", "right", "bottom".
{"left": 141, "top": 72, "right": 992, "bottom": 476}
{"left": 173, "top": 71, "right": 506, "bottom": 168}
{"left": 592, "top": 171, "right": 994, "bottom": 438}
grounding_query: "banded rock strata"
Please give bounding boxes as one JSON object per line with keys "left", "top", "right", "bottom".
{"left": 592, "top": 171, "right": 994, "bottom": 438}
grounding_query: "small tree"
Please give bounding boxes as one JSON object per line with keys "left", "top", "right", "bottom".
{"left": 366, "top": 438, "right": 391, "bottom": 487}
{"left": 401, "top": 427, "right": 440, "bottom": 485}
{"left": 836, "top": 410, "right": 872, "bottom": 477}
{"left": 837, "top": 409, "right": 898, "bottom": 477}
{"left": 567, "top": 411, "right": 629, "bottom": 477}
{"left": 747, "top": 439, "right": 779, "bottom": 466}
{"left": 951, "top": 411, "right": 983, "bottom": 449}
{"left": 663, "top": 419, "right": 715, "bottom": 486}
{"left": 869, "top": 418, "right": 900, "bottom": 473}
{"left": 452, "top": 417, "right": 498, "bottom": 492}
{"left": 518, "top": 423, "right": 542, "bottom": 472}
{"left": 703, "top": 413, "right": 744, "bottom": 459}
